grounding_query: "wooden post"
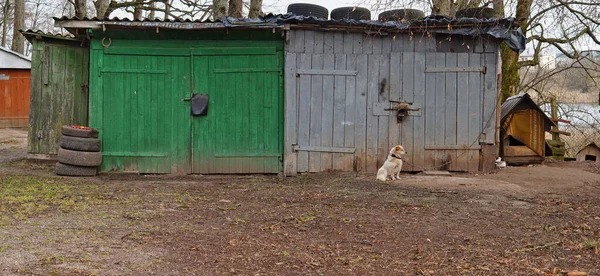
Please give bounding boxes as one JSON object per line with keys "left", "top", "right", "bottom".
{"left": 550, "top": 96, "right": 560, "bottom": 142}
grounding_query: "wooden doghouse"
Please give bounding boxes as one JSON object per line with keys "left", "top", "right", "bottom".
{"left": 576, "top": 143, "right": 600, "bottom": 162}
{"left": 500, "top": 93, "right": 554, "bottom": 165}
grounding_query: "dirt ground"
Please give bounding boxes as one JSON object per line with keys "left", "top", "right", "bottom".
{"left": 0, "top": 128, "right": 28, "bottom": 164}
{"left": 1, "top": 129, "right": 599, "bottom": 275}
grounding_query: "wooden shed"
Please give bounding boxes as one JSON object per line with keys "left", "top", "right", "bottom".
{"left": 48, "top": 14, "right": 524, "bottom": 174}
{"left": 22, "top": 30, "right": 90, "bottom": 159}
{"left": 0, "top": 46, "right": 31, "bottom": 128}
{"left": 500, "top": 93, "right": 555, "bottom": 165}
{"left": 576, "top": 143, "right": 600, "bottom": 162}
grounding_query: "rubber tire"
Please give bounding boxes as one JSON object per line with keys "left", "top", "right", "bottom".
{"left": 60, "top": 136, "right": 101, "bottom": 152}
{"left": 61, "top": 125, "right": 99, "bottom": 138}
{"left": 287, "top": 3, "right": 329, "bottom": 19}
{"left": 331, "top": 7, "right": 371, "bottom": 20}
{"left": 455, "top": 7, "right": 496, "bottom": 19}
{"left": 378, "top": 9, "right": 425, "bottom": 22}
{"left": 57, "top": 147, "right": 102, "bottom": 167}
{"left": 55, "top": 162, "right": 97, "bottom": 177}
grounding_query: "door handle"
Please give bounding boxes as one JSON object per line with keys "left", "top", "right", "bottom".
{"left": 182, "top": 97, "right": 191, "bottom": 101}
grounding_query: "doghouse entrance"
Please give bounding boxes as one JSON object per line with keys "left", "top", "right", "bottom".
{"left": 585, "top": 155, "right": 597, "bottom": 161}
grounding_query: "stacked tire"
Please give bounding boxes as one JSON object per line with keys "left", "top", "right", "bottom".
{"left": 55, "top": 125, "right": 102, "bottom": 177}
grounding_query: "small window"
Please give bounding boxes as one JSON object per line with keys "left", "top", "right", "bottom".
{"left": 585, "top": 155, "right": 597, "bottom": 161}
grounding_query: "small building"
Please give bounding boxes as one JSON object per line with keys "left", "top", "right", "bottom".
{"left": 21, "top": 30, "right": 89, "bottom": 159}
{"left": 29, "top": 13, "right": 525, "bottom": 174}
{"left": 500, "top": 93, "right": 555, "bottom": 165}
{"left": 0, "top": 46, "right": 31, "bottom": 128}
{"left": 576, "top": 143, "right": 600, "bottom": 162}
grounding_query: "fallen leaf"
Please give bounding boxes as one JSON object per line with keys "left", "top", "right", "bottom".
{"left": 567, "top": 271, "right": 588, "bottom": 276}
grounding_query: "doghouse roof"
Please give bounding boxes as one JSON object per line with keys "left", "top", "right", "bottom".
{"left": 53, "top": 14, "right": 526, "bottom": 53}
{"left": 501, "top": 93, "right": 555, "bottom": 132}
{"left": 577, "top": 142, "right": 600, "bottom": 155}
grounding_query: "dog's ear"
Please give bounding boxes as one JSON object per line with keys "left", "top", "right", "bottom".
{"left": 395, "top": 145, "right": 401, "bottom": 151}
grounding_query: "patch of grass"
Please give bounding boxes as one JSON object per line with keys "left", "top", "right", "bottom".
{"left": 582, "top": 239, "right": 599, "bottom": 251}
{"left": 0, "top": 175, "right": 104, "bottom": 225}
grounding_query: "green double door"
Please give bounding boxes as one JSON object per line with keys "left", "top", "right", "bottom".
{"left": 190, "top": 53, "right": 283, "bottom": 174}
{"left": 95, "top": 40, "right": 283, "bottom": 174}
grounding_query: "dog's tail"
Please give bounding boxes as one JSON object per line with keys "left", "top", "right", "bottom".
{"left": 376, "top": 168, "right": 387, "bottom": 182}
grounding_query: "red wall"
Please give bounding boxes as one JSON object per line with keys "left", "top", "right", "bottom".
{"left": 0, "top": 69, "right": 31, "bottom": 128}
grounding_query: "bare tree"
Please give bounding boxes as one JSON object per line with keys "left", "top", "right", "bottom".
{"left": 1, "top": 0, "right": 10, "bottom": 47}
{"left": 248, "top": 0, "right": 262, "bottom": 18}
{"left": 227, "top": 0, "right": 242, "bottom": 17}
{"left": 212, "top": 0, "right": 227, "bottom": 19}
{"left": 10, "top": 0, "right": 23, "bottom": 53}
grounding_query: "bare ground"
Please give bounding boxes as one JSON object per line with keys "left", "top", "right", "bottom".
{"left": 1, "top": 128, "right": 599, "bottom": 275}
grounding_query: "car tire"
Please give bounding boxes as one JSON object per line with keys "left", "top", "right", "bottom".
{"left": 60, "top": 136, "right": 101, "bottom": 152}
{"left": 331, "top": 7, "right": 371, "bottom": 20}
{"left": 378, "top": 9, "right": 425, "bottom": 22}
{"left": 287, "top": 3, "right": 329, "bottom": 19}
{"left": 55, "top": 162, "right": 98, "bottom": 176}
{"left": 57, "top": 147, "right": 102, "bottom": 167}
{"left": 61, "top": 125, "right": 99, "bottom": 138}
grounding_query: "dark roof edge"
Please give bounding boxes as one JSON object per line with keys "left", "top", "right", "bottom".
{"left": 501, "top": 93, "right": 556, "bottom": 130}
{"left": 20, "top": 29, "right": 80, "bottom": 42}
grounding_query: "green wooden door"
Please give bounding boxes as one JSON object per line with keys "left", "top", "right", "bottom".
{"left": 94, "top": 53, "right": 191, "bottom": 173}
{"left": 191, "top": 50, "right": 283, "bottom": 174}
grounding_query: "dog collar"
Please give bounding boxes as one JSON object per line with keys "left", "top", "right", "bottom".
{"left": 391, "top": 154, "right": 402, "bottom": 160}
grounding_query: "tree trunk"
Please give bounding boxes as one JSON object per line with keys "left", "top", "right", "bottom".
{"left": 94, "top": 0, "right": 111, "bottom": 18}
{"left": 133, "top": 0, "right": 144, "bottom": 20}
{"left": 432, "top": 0, "right": 483, "bottom": 17}
{"left": 1, "top": 0, "right": 10, "bottom": 47}
{"left": 500, "top": 0, "right": 533, "bottom": 102}
{"left": 248, "top": 0, "right": 262, "bottom": 18}
{"left": 11, "top": 0, "right": 24, "bottom": 54}
{"left": 227, "top": 0, "right": 242, "bottom": 18}
{"left": 148, "top": 1, "right": 156, "bottom": 20}
{"left": 75, "top": 0, "right": 87, "bottom": 18}
{"left": 213, "top": 0, "right": 227, "bottom": 19}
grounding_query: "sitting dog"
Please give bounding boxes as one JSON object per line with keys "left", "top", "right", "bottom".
{"left": 376, "top": 145, "right": 406, "bottom": 182}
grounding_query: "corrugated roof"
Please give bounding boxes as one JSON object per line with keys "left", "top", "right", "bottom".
{"left": 21, "top": 29, "right": 75, "bottom": 39}
{"left": 501, "top": 93, "right": 555, "bottom": 131}
{"left": 53, "top": 13, "right": 527, "bottom": 53}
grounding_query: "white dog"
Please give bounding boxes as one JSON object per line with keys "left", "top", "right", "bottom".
{"left": 376, "top": 145, "right": 406, "bottom": 182}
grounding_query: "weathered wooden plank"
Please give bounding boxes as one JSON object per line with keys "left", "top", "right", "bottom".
{"left": 388, "top": 53, "right": 402, "bottom": 152}
{"left": 313, "top": 31, "right": 324, "bottom": 54}
{"left": 424, "top": 52, "right": 437, "bottom": 170}
{"left": 284, "top": 52, "right": 298, "bottom": 176}
{"left": 333, "top": 32, "right": 344, "bottom": 54}
{"left": 353, "top": 33, "right": 363, "bottom": 54}
{"left": 468, "top": 53, "right": 482, "bottom": 171}
{"left": 456, "top": 53, "right": 470, "bottom": 171}
{"left": 296, "top": 69, "right": 357, "bottom": 76}
{"left": 434, "top": 53, "right": 446, "bottom": 170}
{"left": 425, "top": 145, "right": 481, "bottom": 150}
{"left": 372, "top": 36, "right": 382, "bottom": 55}
{"left": 377, "top": 53, "right": 390, "bottom": 168}
{"left": 400, "top": 52, "right": 414, "bottom": 171}
{"left": 366, "top": 54, "right": 380, "bottom": 172}
{"left": 304, "top": 30, "right": 315, "bottom": 53}
{"left": 482, "top": 53, "right": 497, "bottom": 144}
{"left": 382, "top": 36, "right": 392, "bottom": 54}
{"left": 27, "top": 39, "right": 43, "bottom": 154}
{"left": 425, "top": 67, "right": 486, "bottom": 73}
{"left": 412, "top": 52, "right": 426, "bottom": 171}
{"left": 293, "top": 145, "right": 355, "bottom": 153}
{"left": 333, "top": 54, "right": 347, "bottom": 170}
{"left": 343, "top": 32, "right": 354, "bottom": 54}
{"left": 445, "top": 53, "right": 458, "bottom": 171}
{"left": 309, "top": 54, "right": 324, "bottom": 172}
{"left": 343, "top": 55, "right": 357, "bottom": 171}
{"left": 297, "top": 53, "right": 312, "bottom": 172}
{"left": 321, "top": 53, "right": 335, "bottom": 171}
{"left": 354, "top": 54, "right": 369, "bottom": 172}
{"left": 323, "top": 31, "right": 335, "bottom": 54}
{"left": 294, "top": 30, "right": 305, "bottom": 53}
